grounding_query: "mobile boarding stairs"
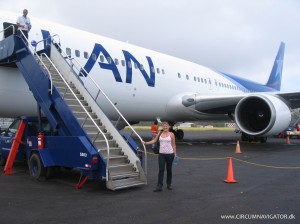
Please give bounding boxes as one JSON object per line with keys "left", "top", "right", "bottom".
{"left": 0, "top": 28, "right": 147, "bottom": 190}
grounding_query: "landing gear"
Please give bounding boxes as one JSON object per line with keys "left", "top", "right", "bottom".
{"left": 241, "top": 132, "right": 267, "bottom": 143}
{"left": 168, "top": 123, "right": 184, "bottom": 140}
{"left": 175, "top": 129, "right": 184, "bottom": 140}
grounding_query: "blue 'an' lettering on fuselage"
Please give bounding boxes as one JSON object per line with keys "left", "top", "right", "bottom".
{"left": 83, "top": 43, "right": 156, "bottom": 87}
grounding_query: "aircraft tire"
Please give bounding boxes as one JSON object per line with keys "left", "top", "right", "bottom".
{"left": 176, "top": 129, "right": 184, "bottom": 140}
{"left": 260, "top": 137, "right": 267, "bottom": 143}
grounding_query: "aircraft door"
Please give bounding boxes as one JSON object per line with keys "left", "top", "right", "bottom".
{"left": 2, "top": 22, "right": 18, "bottom": 39}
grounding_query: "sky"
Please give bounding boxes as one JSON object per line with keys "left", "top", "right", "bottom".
{"left": 1, "top": 0, "right": 300, "bottom": 91}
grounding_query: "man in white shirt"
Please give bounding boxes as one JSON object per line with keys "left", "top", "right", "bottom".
{"left": 16, "top": 9, "right": 32, "bottom": 42}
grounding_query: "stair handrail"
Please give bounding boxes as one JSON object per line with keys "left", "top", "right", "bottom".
{"left": 13, "top": 31, "right": 54, "bottom": 94}
{"left": 14, "top": 32, "right": 111, "bottom": 179}
{"left": 52, "top": 39, "right": 148, "bottom": 174}
{"left": 0, "top": 25, "right": 16, "bottom": 38}
{"left": 39, "top": 52, "right": 111, "bottom": 177}
{"left": 34, "top": 34, "right": 60, "bottom": 52}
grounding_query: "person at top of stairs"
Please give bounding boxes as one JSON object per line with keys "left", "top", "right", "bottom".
{"left": 17, "top": 9, "right": 32, "bottom": 42}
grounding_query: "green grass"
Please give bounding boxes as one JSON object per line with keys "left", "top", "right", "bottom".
{"left": 125, "top": 126, "right": 235, "bottom": 132}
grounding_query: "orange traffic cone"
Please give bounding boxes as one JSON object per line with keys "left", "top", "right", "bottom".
{"left": 224, "top": 157, "right": 237, "bottom": 183}
{"left": 235, "top": 140, "right": 242, "bottom": 153}
{"left": 286, "top": 136, "right": 291, "bottom": 145}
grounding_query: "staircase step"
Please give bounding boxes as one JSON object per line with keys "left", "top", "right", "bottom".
{"left": 98, "top": 147, "right": 123, "bottom": 157}
{"left": 108, "top": 163, "right": 134, "bottom": 170}
{"left": 69, "top": 104, "right": 91, "bottom": 112}
{"left": 107, "top": 155, "right": 128, "bottom": 165}
{"left": 87, "top": 132, "right": 111, "bottom": 141}
{"left": 53, "top": 81, "right": 67, "bottom": 88}
{"left": 94, "top": 139, "right": 117, "bottom": 148}
{"left": 64, "top": 93, "right": 84, "bottom": 100}
{"left": 83, "top": 125, "right": 106, "bottom": 133}
{"left": 65, "top": 99, "right": 88, "bottom": 107}
{"left": 73, "top": 111, "right": 96, "bottom": 119}
{"left": 109, "top": 170, "right": 140, "bottom": 180}
{"left": 108, "top": 178, "right": 145, "bottom": 190}
{"left": 78, "top": 118, "right": 101, "bottom": 126}
{"left": 56, "top": 86, "right": 80, "bottom": 95}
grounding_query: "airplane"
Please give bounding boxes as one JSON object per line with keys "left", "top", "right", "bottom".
{"left": 1, "top": 10, "right": 300, "bottom": 142}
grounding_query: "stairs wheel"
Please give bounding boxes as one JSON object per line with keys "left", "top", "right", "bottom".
{"left": 29, "top": 153, "right": 46, "bottom": 180}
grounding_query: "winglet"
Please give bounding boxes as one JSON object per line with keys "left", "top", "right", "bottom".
{"left": 266, "top": 42, "right": 285, "bottom": 91}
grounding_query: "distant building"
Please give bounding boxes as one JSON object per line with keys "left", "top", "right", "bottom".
{"left": 204, "top": 125, "right": 214, "bottom": 128}
{"left": 177, "top": 123, "right": 194, "bottom": 128}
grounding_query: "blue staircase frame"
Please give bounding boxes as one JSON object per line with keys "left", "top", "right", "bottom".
{"left": 0, "top": 35, "right": 106, "bottom": 177}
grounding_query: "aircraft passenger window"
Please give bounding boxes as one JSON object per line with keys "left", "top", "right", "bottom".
{"left": 107, "top": 57, "right": 112, "bottom": 64}
{"left": 194, "top": 76, "right": 196, "bottom": 82}
{"left": 178, "top": 73, "right": 181, "bottom": 78}
{"left": 140, "top": 64, "right": 144, "bottom": 70}
{"left": 197, "top": 77, "right": 200, "bottom": 82}
{"left": 162, "top": 69, "right": 165, "bottom": 74}
{"left": 186, "top": 75, "right": 189, "bottom": 80}
{"left": 204, "top": 79, "right": 207, "bottom": 84}
{"left": 156, "top": 68, "right": 160, "bottom": 74}
{"left": 209, "top": 80, "right": 211, "bottom": 84}
{"left": 100, "top": 55, "right": 104, "bottom": 62}
{"left": 66, "top": 48, "right": 71, "bottom": 56}
{"left": 115, "top": 58, "right": 119, "bottom": 65}
{"left": 134, "top": 63, "right": 138, "bottom": 69}
{"left": 151, "top": 67, "right": 155, "bottom": 73}
{"left": 121, "top": 60, "right": 125, "bottom": 66}
{"left": 201, "top": 78, "right": 204, "bottom": 83}
{"left": 92, "top": 53, "right": 97, "bottom": 61}
{"left": 84, "top": 52, "right": 89, "bottom": 59}
{"left": 75, "top": 50, "right": 80, "bottom": 57}
{"left": 128, "top": 61, "right": 132, "bottom": 68}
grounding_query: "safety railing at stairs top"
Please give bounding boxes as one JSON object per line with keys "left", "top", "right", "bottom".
{"left": 51, "top": 38, "right": 148, "bottom": 175}
{"left": 0, "top": 25, "right": 16, "bottom": 41}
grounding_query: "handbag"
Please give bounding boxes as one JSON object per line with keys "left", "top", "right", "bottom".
{"left": 153, "top": 130, "right": 163, "bottom": 154}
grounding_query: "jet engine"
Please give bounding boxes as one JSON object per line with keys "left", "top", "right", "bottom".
{"left": 235, "top": 94, "right": 291, "bottom": 136}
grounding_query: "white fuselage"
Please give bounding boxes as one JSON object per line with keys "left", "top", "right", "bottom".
{"left": 0, "top": 11, "right": 243, "bottom": 121}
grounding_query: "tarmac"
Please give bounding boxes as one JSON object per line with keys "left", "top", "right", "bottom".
{"left": 0, "top": 130, "right": 299, "bottom": 224}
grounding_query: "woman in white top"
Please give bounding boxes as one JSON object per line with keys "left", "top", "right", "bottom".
{"left": 143, "top": 122, "right": 177, "bottom": 192}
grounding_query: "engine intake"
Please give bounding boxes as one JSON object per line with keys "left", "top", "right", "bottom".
{"left": 235, "top": 94, "right": 291, "bottom": 136}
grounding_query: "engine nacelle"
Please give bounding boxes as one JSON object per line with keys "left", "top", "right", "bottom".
{"left": 235, "top": 94, "right": 291, "bottom": 136}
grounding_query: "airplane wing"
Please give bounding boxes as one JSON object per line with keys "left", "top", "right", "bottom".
{"left": 277, "top": 91, "right": 300, "bottom": 109}
{"left": 181, "top": 91, "right": 300, "bottom": 116}
{"left": 181, "top": 93, "right": 243, "bottom": 114}
{"left": 170, "top": 90, "right": 299, "bottom": 137}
